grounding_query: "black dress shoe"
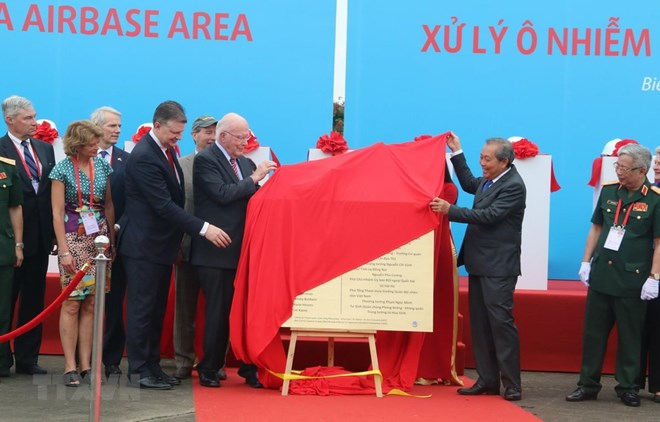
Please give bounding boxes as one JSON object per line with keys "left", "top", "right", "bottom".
{"left": 457, "top": 383, "right": 499, "bottom": 396}
{"left": 105, "top": 365, "right": 122, "bottom": 378}
{"left": 244, "top": 373, "right": 263, "bottom": 388}
{"left": 565, "top": 387, "right": 598, "bottom": 401}
{"left": 173, "top": 367, "right": 192, "bottom": 380}
{"left": 620, "top": 391, "right": 640, "bottom": 407}
{"left": 504, "top": 387, "right": 522, "bottom": 401}
{"left": 217, "top": 368, "right": 227, "bottom": 381}
{"left": 154, "top": 369, "right": 181, "bottom": 386}
{"left": 199, "top": 371, "right": 220, "bottom": 388}
{"left": 15, "top": 364, "right": 47, "bottom": 375}
{"left": 131, "top": 376, "right": 172, "bottom": 390}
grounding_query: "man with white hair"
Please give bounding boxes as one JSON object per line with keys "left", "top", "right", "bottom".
{"left": 90, "top": 106, "right": 130, "bottom": 379}
{"left": 0, "top": 95, "right": 55, "bottom": 376}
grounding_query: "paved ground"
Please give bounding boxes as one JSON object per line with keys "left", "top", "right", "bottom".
{"left": 0, "top": 357, "right": 658, "bottom": 421}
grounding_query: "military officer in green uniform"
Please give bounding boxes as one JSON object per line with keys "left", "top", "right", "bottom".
{"left": 566, "top": 143, "right": 660, "bottom": 407}
{"left": 0, "top": 155, "right": 24, "bottom": 378}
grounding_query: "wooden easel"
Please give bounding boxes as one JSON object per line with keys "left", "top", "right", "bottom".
{"left": 281, "top": 329, "right": 383, "bottom": 397}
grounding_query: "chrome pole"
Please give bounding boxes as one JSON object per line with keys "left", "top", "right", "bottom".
{"left": 89, "top": 235, "right": 110, "bottom": 422}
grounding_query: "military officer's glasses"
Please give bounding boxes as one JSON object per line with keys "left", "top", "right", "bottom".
{"left": 613, "top": 162, "right": 641, "bottom": 174}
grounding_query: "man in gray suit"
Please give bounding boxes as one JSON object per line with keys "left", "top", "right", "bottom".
{"left": 190, "top": 112, "right": 276, "bottom": 388}
{"left": 173, "top": 115, "right": 216, "bottom": 380}
{"left": 431, "top": 133, "right": 526, "bottom": 401}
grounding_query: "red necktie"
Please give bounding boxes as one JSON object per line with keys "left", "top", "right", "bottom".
{"left": 166, "top": 149, "right": 176, "bottom": 173}
{"left": 230, "top": 158, "right": 240, "bottom": 178}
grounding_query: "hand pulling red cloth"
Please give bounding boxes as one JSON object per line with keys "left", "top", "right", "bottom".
{"left": 229, "top": 134, "right": 450, "bottom": 393}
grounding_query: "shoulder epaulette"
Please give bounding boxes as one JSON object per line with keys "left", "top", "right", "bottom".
{"left": 651, "top": 186, "right": 660, "bottom": 195}
{"left": 602, "top": 180, "right": 619, "bottom": 186}
{"left": 0, "top": 156, "right": 16, "bottom": 166}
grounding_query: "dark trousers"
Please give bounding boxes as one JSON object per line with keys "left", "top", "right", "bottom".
{"left": 173, "top": 261, "right": 200, "bottom": 371}
{"left": 578, "top": 289, "right": 646, "bottom": 395}
{"left": 196, "top": 266, "right": 234, "bottom": 374}
{"left": 123, "top": 256, "right": 171, "bottom": 378}
{"left": 0, "top": 266, "right": 14, "bottom": 369}
{"left": 103, "top": 254, "right": 127, "bottom": 367}
{"left": 639, "top": 296, "right": 660, "bottom": 393}
{"left": 10, "top": 249, "right": 48, "bottom": 368}
{"left": 468, "top": 274, "right": 521, "bottom": 390}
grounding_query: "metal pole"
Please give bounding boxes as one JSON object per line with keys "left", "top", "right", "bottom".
{"left": 89, "top": 235, "right": 110, "bottom": 422}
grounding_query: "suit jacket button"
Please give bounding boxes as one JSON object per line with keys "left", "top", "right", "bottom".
{"left": 608, "top": 260, "right": 613, "bottom": 265}
{"left": 636, "top": 269, "right": 640, "bottom": 274}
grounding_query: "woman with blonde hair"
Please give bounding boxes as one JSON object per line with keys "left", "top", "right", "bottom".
{"left": 50, "top": 120, "right": 114, "bottom": 386}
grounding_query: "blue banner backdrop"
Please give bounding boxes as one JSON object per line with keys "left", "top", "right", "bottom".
{"left": 345, "top": 1, "right": 660, "bottom": 280}
{"left": 0, "top": 0, "right": 336, "bottom": 163}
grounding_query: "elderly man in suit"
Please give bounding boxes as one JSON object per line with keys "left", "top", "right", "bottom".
{"left": 90, "top": 106, "right": 130, "bottom": 379}
{"left": 117, "top": 101, "right": 231, "bottom": 390}
{"left": 172, "top": 115, "right": 217, "bottom": 381}
{"left": 191, "top": 112, "right": 276, "bottom": 388}
{"left": 0, "top": 95, "right": 55, "bottom": 376}
{"left": 0, "top": 155, "right": 24, "bottom": 380}
{"left": 431, "top": 133, "right": 526, "bottom": 401}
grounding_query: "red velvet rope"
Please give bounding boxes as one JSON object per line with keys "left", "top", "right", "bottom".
{"left": 0, "top": 260, "right": 92, "bottom": 344}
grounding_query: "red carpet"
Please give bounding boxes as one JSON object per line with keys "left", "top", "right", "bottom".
{"left": 193, "top": 370, "right": 541, "bottom": 421}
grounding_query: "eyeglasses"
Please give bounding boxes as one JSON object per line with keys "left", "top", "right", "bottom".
{"left": 222, "top": 131, "right": 249, "bottom": 143}
{"left": 613, "top": 162, "right": 641, "bottom": 173}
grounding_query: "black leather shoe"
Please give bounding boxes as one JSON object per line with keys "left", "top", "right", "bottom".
{"left": 217, "top": 368, "right": 227, "bottom": 381}
{"left": 504, "top": 387, "right": 522, "bottom": 401}
{"left": 130, "top": 376, "right": 172, "bottom": 390}
{"left": 457, "top": 383, "right": 499, "bottom": 396}
{"left": 565, "top": 387, "right": 598, "bottom": 401}
{"left": 16, "top": 364, "right": 47, "bottom": 375}
{"left": 199, "top": 372, "right": 220, "bottom": 388}
{"left": 154, "top": 369, "right": 181, "bottom": 386}
{"left": 620, "top": 391, "right": 640, "bottom": 407}
{"left": 105, "top": 365, "right": 122, "bottom": 378}
{"left": 244, "top": 373, "right": 263, "bottom": 388}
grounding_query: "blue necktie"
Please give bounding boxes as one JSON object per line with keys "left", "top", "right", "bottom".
{"left": 100, "top": 150, "right": 109, "bottom": 161}
{"left": 482, "top": 180, "right": 493, "bottom": 191}
{"left": 21, "top": 140, "right": 39, "bottom": 180}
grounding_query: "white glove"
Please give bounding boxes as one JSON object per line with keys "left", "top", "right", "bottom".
{"left": 578, "top": 262, "right": 591, "bottom": 287}
{"left": 641, "top": 278, "right": 659, "bottom": 301}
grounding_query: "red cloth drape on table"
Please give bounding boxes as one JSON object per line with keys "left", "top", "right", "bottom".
{"left": 230, "top": 135, "right": 450, "bottom": 393}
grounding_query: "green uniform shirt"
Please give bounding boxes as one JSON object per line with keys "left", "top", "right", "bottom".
{"left": 590, "top": 180, "right": 660, "bottom": 297}
{"left": 0, "top": 157, "right": 23, "bottom": 267}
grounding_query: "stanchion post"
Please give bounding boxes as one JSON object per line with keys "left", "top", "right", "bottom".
{"left": 89, "top": 235, "right": 110, "bottom": 422}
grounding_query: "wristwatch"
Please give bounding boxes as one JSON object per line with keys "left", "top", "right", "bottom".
{"left": 15, "top": 242, "right": 24, "bottom": 249}
{"left": 651, "top": 273, "right": 660, "bottom": 281}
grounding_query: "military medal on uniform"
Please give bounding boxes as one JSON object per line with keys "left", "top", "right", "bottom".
{"left": 604, "top": 199, "right": 634, "bottom": 251}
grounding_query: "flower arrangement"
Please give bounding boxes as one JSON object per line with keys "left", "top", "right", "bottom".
{"left": 33, "top": 120, "right": 59, "bottom": 144}
{"left": 511, "top": 138, "right": 539, "bottom": 159}
{"left": 316, "top": 131, "right": 348, "bottom": 156}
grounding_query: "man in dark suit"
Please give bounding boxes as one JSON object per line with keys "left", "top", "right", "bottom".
{"left": 173, "top": 115, "right": 217, "bottom": 381}
{"left": 90, "top": 106, "right": 130, "bottom": 379}
{"left": 0, "top": 95, "right": 55, "bottom": 376}
{"left": 431, "top": 134, "right": 526, "bottom": 401}
{"left": 191, "top": 112, "right": 276, "bottom": 388}
{"left": 117, "top": 101, "right": 231, "bottom": 390}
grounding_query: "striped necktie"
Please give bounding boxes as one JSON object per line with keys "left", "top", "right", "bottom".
{"left": 230, "top": 158, "right": 240, "bottom": 179}
{"left": 21, "top": 140, "right": 39, "bottom": 180}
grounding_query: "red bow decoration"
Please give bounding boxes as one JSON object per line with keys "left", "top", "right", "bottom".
{"left": 243, "top": 129, "right": 260, "bottom": 153}
{"left": 512, "top": 138, "right": 539, "bottom": 159}
{"left": 132, "top": 125, "right": 151, "bottom": 143}
{"left": 33, "top": 121, "right": 59, "bottom": 144}
{"left": 316, "top": 131, "right": 348, "bottom": 156}
{"left": 611, "top": 139, "right": 638, "bottom": 156}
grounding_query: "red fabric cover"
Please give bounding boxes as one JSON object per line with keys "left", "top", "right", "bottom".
{"left": 288, "top": 366, "right": 375, "bottom": 395}
{"left": 230, "top": 134, "right": 450, "bottom": 392}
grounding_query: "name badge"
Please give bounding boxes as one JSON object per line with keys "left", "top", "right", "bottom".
{"left": 604, "top": 226, "right": 625, "bottom": 251}
{"left": 81, "top": 210, "right": 100, "bottom": 235}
